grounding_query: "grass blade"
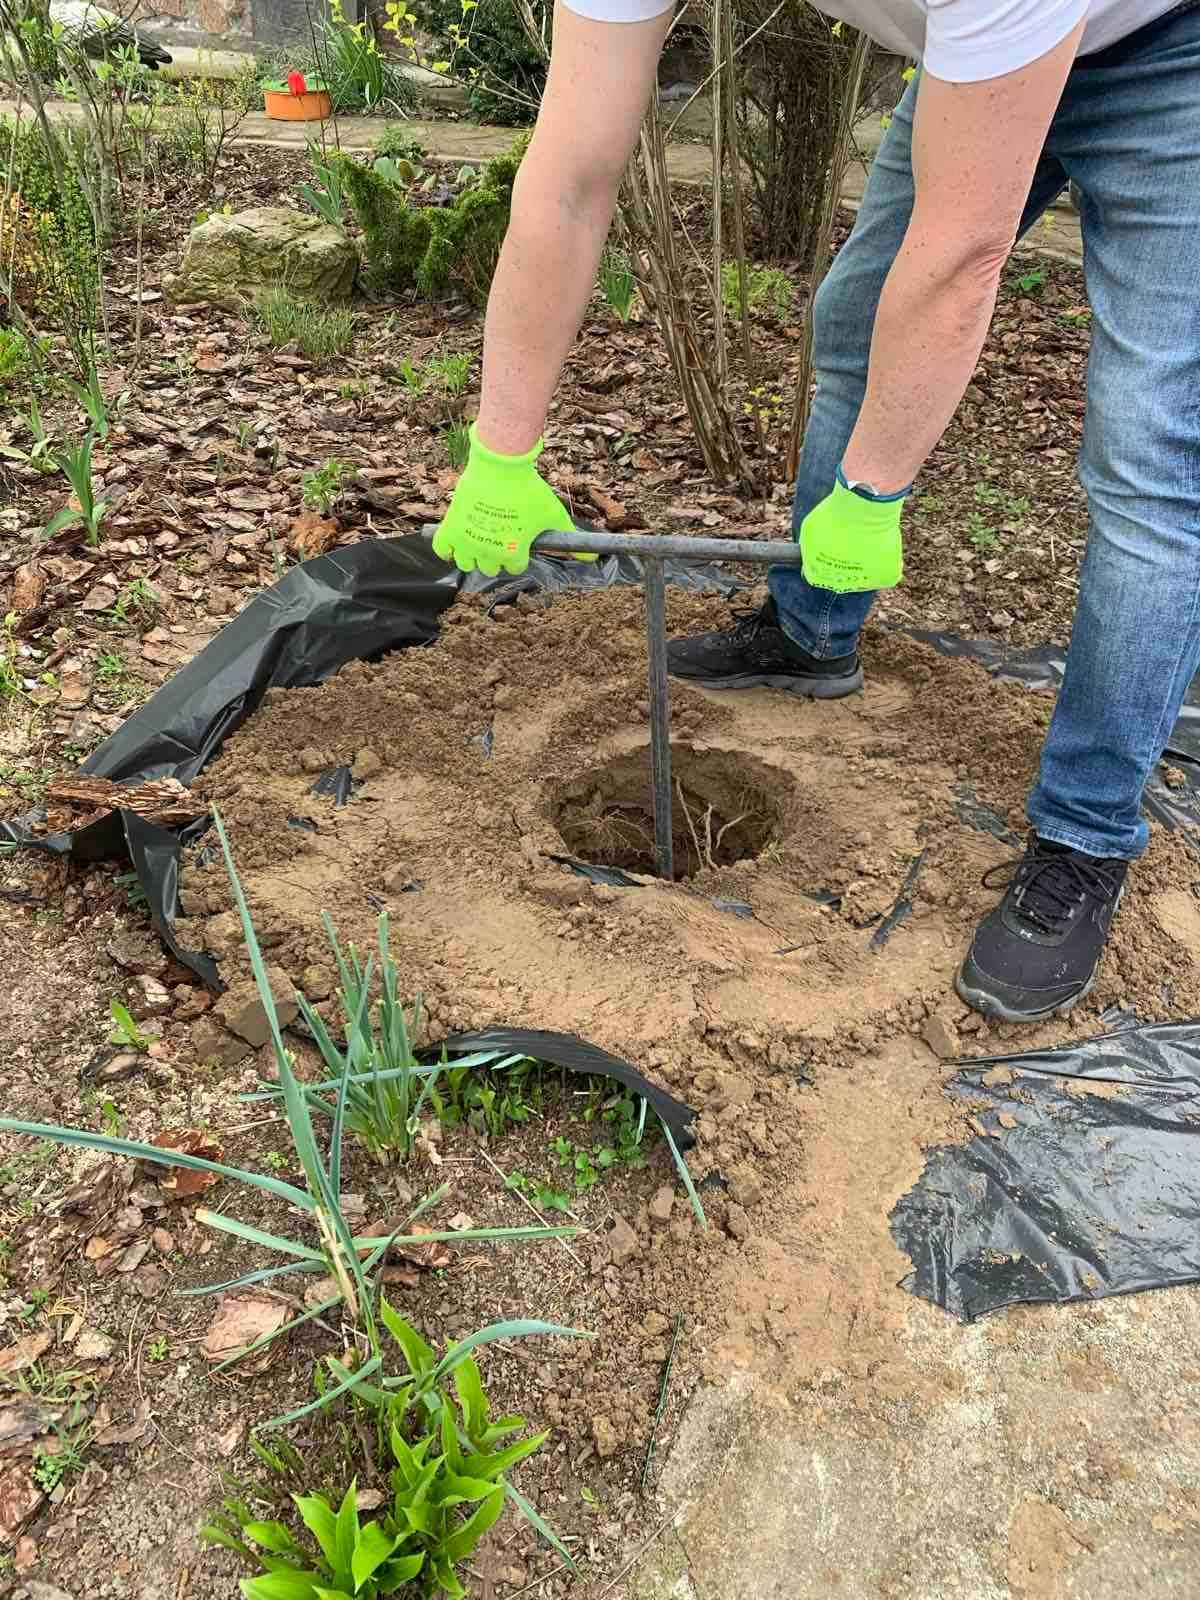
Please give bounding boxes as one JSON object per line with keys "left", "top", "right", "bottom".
{"left": 194, "top": 1208, "right": 325, "bottom": 1261}
{"left": 176, "top": 1260, "right": 325, "bottom": 1298}
{"left": 0, "top": 1119, "right": 313, "bottom": 1209}
{"left": 259, "top": 1353, "right": 383, "bottom": 1431}
{"left": 211, "top": 1293, "right": 341, "bottom": 1374}
{"left": 432, "top": 1320, "right": 593, "bottom": 1384}
{"left": 662, "top": 1124, "right": 707, "bottom": 1231}
{"left": 503, "top": 1481, "right": 577, "bottom": 1572}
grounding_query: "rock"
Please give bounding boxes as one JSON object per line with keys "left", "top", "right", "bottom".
{"left": 648, "top": 1185, "right": 676, "bottom": 1225}
{"left": 74, "top": 1330, "right": 115, "bottom": 1361}
{"left": 643, "top": 1311, "right": 669, "bottom": 1338}
{"left": 383, "top": 863, "right": 419, "bottom": 895}
{"left": 214, "top": 965, "right": 298, "bottom": 1046}
{"left": 301, "top": 964, "right": 334, "bottom": 1002}
{"left": 106, "top": 929, "right": 166, "bottom": 977}
{"left": 163, "top": 208, "right": 357, "bottom": 312}
{"left": 591, "top": 1415, "right": 620, "bottom": 1458}
{"left": 14, "top": 1535, "right": 36, "bottom": 1571}
{"left": 725, "top": 1202, "right": 750, "bottom": 1241}
{"left": 131, "top": 974, "right": 171, "bottom": 1019}
{"left": 22, "top": 1586, "right": 74, "bottom": 1600}
{"left": 9, "top": 562, "right": 46, "bottom": 617}
{"left": 299, "top": 746, "right": 328, "bottom": 774}
{"left": 0, "top": 1460, "right": 42, "bottom": 1544}
{"left": 172, "top": 985, "right": 211, "bottom": 1021}
{"left": 352, "top": 746, "right": 383, "bottom": 781}
{"left": 922, "top": 1011, "right": 960, "bottom": 1061}
{"left": 606, "top": 1213, "right": 639, "bottom": 1266}
{"left": 727, "top": 1168, "right": 764, "bottom": 1210}
{"left": 190, "top": 1016, "right": 251, "bottom": 1069}
{"left": 707, "top": 1072, "right": 754, "bottom": 1111}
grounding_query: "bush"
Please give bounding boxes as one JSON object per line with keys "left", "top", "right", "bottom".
{"left": 338, "top": 136, "right": 526, "bottom": 301}
{"left": 373, "top": 125, "right": 427, "bottom": 164}
{"left": 0, "top": 326, "right": 33, "bottom": 389}
{"left": 0, "top": 118, "right": 99, "bottom": 363}
{"left": 413, "top": 0, "right": 549, "bottom": 125}
{"left": 720, "top": 261, "right": 795, "bottom": 322}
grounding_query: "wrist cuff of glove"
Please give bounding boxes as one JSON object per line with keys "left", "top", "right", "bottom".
{"left": 469, "top": 423, "right": 544, "bottom": 470}
{"left": 836, "top": 464, "right": 911, "bottom": 503}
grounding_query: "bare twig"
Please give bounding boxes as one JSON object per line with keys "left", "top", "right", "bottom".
{"left": 475, "top": 1145, "right": 588, "bottom": 1270}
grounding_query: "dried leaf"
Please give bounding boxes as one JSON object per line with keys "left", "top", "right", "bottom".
{"left": 148, "top": 1128, "right": 223, "bottom": 1199}
{"left": 0, "top": 1398, "right": 64, "bottom": 1458}
{"left": 92, "top": 1400, "right": 152, "bottom": 1447}
{"left": 216, "top": 1417, "right": 245, "bottom": 1457}
{"left": 0, "top": 1333, "right": 51, "bottom": 1376}
{"left": 200, "top": 1294, "right": 288, "bottom": 1369}
{"left": 288, "top": 508, "right": 340, "bottom": 561}
{"left": 9, "top": 562, "right": 46, "bottom": 616}
{"left": 0, "top": 1461, "right": 42, "bottom": 1541}
{"left": 394, "top": 1224, "right": 451, "bottom": 1271}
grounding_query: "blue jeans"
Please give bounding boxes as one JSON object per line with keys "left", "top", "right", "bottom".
{"left": 770, "top": 1, "right": 1200, "bottom": 860}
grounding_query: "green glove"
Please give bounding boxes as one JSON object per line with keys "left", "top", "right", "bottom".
{"left": 433, "top": 425, "right": 577, "bottom": 577}
{"left": 798, "top": 474, "right": 909, "bottom": 594}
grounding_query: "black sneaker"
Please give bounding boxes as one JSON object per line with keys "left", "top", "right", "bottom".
{"left": 666, "top": 597, "right": 863, "bottom": 697}
{"left": 956, "top": 837, "right": 1128, "bottom": 1023}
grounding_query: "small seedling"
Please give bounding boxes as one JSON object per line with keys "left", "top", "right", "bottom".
{"left": 1016, "top": 263, "right": 1050, "bottom": 295}
{"left": 301, "top": 457, "right": 350, "bottom": 516}
{"left": 44, "top": 437, "right": 107, "bottom": 546}
{"left": 64, "top": 367, "right": 124, "bottom": 443}
{"left": 263, "top": 1151, "right": 286, "bottom": 1171}
{"left": 444, "top": 421, "right": 470, "bottom": 470}
{"left": 254, "top": 288, "right": 354, "bottom": 361}
{"left": 109, "top": 999, "right": 150, "bottom": 1051}
{"left": 598, "top": 248, "right": 637, "bottom": 321}
{"left": 721, "top": 262, "right": 795, "bottom": 323}
{"left": 0, "top": 399, "right": 57, "bottom": 472}
{"left": 965, "top": 510, "right": 999, "bottom": 551}
{"left": 108, "top": 578, "right": 160, "bottom": 630}
{"left": 146, "top": 1333, "right": 169, "bottom": 1362}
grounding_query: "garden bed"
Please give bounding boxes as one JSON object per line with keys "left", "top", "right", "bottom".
{"left": 0, "top": 135, "right": 1176, "bottom": 1599}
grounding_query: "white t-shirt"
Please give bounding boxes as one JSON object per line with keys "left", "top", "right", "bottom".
{"left": 560, "top": 0, "right": 1179, "bottom": 83}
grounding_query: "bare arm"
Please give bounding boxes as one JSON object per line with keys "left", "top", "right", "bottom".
{"left": 474, "top": 1, "right": 670, "bottom": 455}
{"left": 841, "top": 22, "right": 1084, "bottom": 493}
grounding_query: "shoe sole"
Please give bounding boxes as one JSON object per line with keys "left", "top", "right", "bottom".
{"left": 668, "top": 666, "right": 864, "bottom": 699}
{"left": 954, "top": 965, "right": 1098, "bottom": 1025}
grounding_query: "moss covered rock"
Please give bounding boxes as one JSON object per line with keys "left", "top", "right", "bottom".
{"left": 163, "top": 208, "right": 357, "bottom": 310}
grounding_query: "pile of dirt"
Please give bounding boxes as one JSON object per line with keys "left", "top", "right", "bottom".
{"left": 173, "top": 584, "right": 1200, "bottom": 1397}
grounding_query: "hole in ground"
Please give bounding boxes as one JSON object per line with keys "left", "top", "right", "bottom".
{"left": 553, "top": 745, "right": 790, "bottom": 881}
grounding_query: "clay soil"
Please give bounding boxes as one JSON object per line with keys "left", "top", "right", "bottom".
{"left": 0, "top": 143, "right": 1196, "bottom": 1600}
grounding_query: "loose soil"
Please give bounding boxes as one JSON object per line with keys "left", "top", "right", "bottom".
{"left": 0, "top": 141, "right": 1186, "bottom": 1600}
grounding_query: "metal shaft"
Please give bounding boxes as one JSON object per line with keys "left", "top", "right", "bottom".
{"left": 642, "top": 557, "right": 674, "bottom": 880}
{"left": 529, "top": 528, "right": 798, "bottom": 565}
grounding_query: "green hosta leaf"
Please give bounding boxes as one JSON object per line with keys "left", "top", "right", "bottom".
{"left": 461, "top": 1431, "right": 548, "bottom": 1483}
{"left": 350, "top": 1522, "right": 399, "bottom": 1589}
{"left": 293, "top": 1492, "right": 338, "bottom": 1569}
{"left": 442, "top": 1483, "right": 504, "bottom": 1564}
{"left": 244, "top": 1521, "right": 309, "bottom": 1556}
{"left": 432, "top": 1472, "right": 498, "bottom": 1506}
{"left": 380, "top": 1299, "right": 435, "bottom": 1377}
{"left": 430, "top": 1553, "right": 468, "bottom": 1599}
{"left": 375, "top": 1551, "right": 425, "bottom": 1592}
{"left": 313, "top": 1590, "right": 355, "bottom": 1600}
{"left": 199, "top": 1523, "right": 250, "bottom": 1556}
{"left": 333, "top": 1481, "right": 360, "bottom": 1589}
{"left": 43, "top": 507, "right": 82, "bottom": 538}
{"left": 452, "top": 1355, "right": 488, "bottom": 1439}
{"left": 241, "top": 1573, "right": 325, "bottom": 1600}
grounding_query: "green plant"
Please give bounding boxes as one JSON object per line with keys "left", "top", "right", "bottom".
{"left": 298, "top": 144, "right": 346, "bottom": 231}
{"left": 598, "top": 247, "right": 636, "bottom": 321}
{"left": 302, "top": 457, "right": 350, "bottom": 517}
{"left": 106, "top": 577, "right": 159, "bottom": 631}
{"left": 30, "top": 1405, "right": 89, "bottom": 1494}
{"left": 153, "top": 65, "right": 261, "bottom": 188}
{"left": 0, "top": 397, "right": 57, "bottom": 471}
{"left": 408, "top": 0, "right": 549, "bottom": 125}
{"left": 204, "top": 1300, "right": 571, "bottom": 1596}
{"left": 965, "top": 510, "right": 998, "bottom": 551}
{"left": 0, "top": 810, "right": 579, "bottom": 1412}
{"left": 44, "top": 434, "right": 106, "bottom": 545}
{"left": 146, "top": 1334, "right": 169, "bottom": 1361}
{"left": 0, "top": 327, "right": 32, "bottom": 389}
{"left": 63, "top": 364, "right": 122, "bottom": 442}
{"left": 337, "top": 137, "right": 525, "bottom": 302}
{"left": 109, "top": 998, "right": 149, "bottom": 1050}
{"left": 373, "top": 127, "right": 426, "bottom": 165}
{"left": 1016, "top": 263, "right": 1050, "bottom": 294}
{"left": 720, "top": 261, "right": 795, "bottom": 323}
{"left": 444, "top": 421, "right": 470, "bottom": 469}
{"left": 253, "top": 287, "right": 355, "bottom": 362}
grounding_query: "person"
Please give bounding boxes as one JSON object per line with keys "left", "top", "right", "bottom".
{"left": 432, "top": 0, "right": 1200, "bottom": 1024}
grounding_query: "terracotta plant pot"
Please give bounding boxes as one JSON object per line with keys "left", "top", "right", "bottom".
{"left": 263, "top": 86, "right": 332, "bottom": 122}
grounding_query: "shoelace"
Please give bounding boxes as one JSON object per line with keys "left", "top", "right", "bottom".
{"left": 728, "top": 605, "right": 771, "bottom": 647}
{"left": 983, "top": 847, "right": 1122, "bottom": 937}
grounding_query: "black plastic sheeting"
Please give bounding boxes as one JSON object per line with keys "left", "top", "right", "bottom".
{"left": 8, "top": 533, "right": 1200, "bottom": 1313}
{"left": 891, "top": 1022, "right": 1200, "bottom": 1321}
{"left": 440, "top": 1027, "right": 694, "bottom": 1151}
